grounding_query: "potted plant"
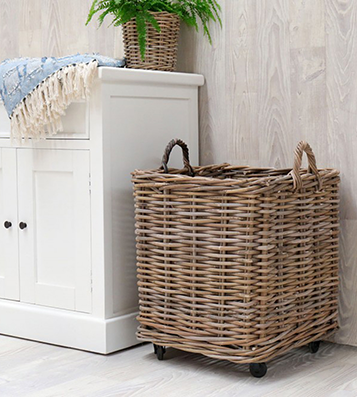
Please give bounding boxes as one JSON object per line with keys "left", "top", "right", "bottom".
{"left": 86, "top": 0, "right": 221, "bottom": 72}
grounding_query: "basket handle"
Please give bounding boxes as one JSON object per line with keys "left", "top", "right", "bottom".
{"left": 291, "top": 141, "right": 322, "bottom": 191}
{"left": 161, "top": 139, "right": 195, "bottom": 176}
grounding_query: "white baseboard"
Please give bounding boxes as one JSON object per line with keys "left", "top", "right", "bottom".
{"left": 0, "top": 300, "right": 139, "bottom": 354}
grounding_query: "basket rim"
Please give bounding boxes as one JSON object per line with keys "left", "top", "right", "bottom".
{"left": 132, "top": 165, "right": 340, "bottom": 194}
{"left": 132, "top": 164, "right": 340, "bottom": 183}
{"left": 123, "top": 10, "right": 181, "bottom": 23}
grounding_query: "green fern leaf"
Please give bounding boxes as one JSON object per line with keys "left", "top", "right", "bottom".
{"left": 86, "top": 0, "right": 222, "bottom": 58}
{"left": 136, "top": 13, "right": 147, "bottom": 61}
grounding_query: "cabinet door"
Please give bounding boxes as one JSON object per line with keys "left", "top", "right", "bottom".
{"left": 17, "top": 149, "right": 92, "bottom": 312}
{"left": 0, "top": 149, "right": 19, "bottom": 300}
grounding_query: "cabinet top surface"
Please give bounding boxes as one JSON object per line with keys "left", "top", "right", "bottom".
{"left": 0, "top": 66, "right": 203, "bottom": 143}
{"left": 98, "top": 67, "right": 204, "bottom": 87}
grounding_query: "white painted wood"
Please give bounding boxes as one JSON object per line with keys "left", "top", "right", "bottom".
{"left": 17, "top": 149, "right": 92, "bottom": 313}
{"left": 98, "top": 66, "right": 204, "bottom": 86}
{"left": 85, "top": 79, "right": 107, "bottom": 321}
{"left": 0, "top": 102, "right": 89, "bottom": 139}
{"left": 101, "top": 81, "right": 200, "bottom": 318}
{"left": 51, "top": 101, "right": 89, "bottom": 139}
{"left": 0, "top": 149, "right": 19, "bottom": 301}
{"left": 0, "top": 68, "right": 203, "bottom": 353}
{"left": 0, "top": 138, "right": 91, "bottom": 151}
{"left": 0, "top": 105, "right": 10, "bottom": 139}
{"left": 0, "top": 300, "right": 138, "bottom": 354}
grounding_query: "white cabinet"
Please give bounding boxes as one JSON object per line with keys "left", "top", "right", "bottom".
{"left": 0, "top": 67, "right": 203, "bottom": 353}
{"left": 17, "top": 149, "right": 92, "bottom": 312}
{"left": 0, "top": 148, "right": 92, "bottom": 311}
{"left": 0, "top": 149, "right": 19, "bottom": 301}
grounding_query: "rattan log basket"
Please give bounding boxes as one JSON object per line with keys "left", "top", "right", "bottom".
{"left": 132, "top": 139, "right": 340, "bottom": 377}
{"left": 122, "top": 11, "right": 180, "bottom": 72}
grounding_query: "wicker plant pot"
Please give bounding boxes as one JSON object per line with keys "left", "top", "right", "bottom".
{"left": 132, "top": 139, "right": 340, "bottom": 377}
{"left": 122, "top": 12, "right": 180, "bottom": 72}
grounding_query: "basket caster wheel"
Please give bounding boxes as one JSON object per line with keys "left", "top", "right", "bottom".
{"left": 249, "top": 363, "right": 267, "bottom": 378}
{"left": 153, "top": 344, "right": 166, "bottom": 360}
{"left": 308, "top": 341, "right": 320, "bottom": 354}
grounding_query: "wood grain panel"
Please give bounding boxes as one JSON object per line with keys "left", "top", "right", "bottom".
{"left": 225, "top": 0, "right": 258, "bottom": 166}
{"left": 85, "top": 0, "right": 116, "bottom": 58}
{"left": 0, "top": 0, "right": 19, "bottom": 60}
{"left": 256, "top": 1, "right": 292, "bottom": 169}
{"left": 178, "top": 0, "right": 357, "bottom": 347}
{"left": 60, "top": 0, "right": 89, "bottom": 56}
{"left": 337, "top": 220, "right": 357, "bottom": 346}
{"left": 290, "top": 47, "right": 327, "bottom": 162}
{"left": 326, "top": 0, "right": 357, "bottom": 220}
{"left": 19, "top": 0, "right": 41, "bottom": 57}
{"left": 0, "top": 0, "right": 123, "bottom": 60}
{"left": 178, "top": 3, "right": 227, "bottom": 165}
{"left": 326, "top": 0, "right": 357, "bottom": 346}
{"left": 290, "top": 0, "right": 327, "bottom": 167}
{"left": 41, "top": 0, "right": 63, "bottom": 57}
{"left": 290, "top": 0, "right": 325, "bottom": 49}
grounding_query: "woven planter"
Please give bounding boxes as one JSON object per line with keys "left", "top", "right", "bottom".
{"left": 122, "top": 12, "right": 180, "bottom": 72}
{"left": 132, "top": 139, "right": 340, "bottom": 366}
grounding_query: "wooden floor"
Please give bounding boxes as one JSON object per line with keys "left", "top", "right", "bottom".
{"left": 0, "top": 337, "right": 357, "bottom": 397}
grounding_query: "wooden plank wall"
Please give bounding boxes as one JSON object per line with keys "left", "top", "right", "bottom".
{"left": 178, "top": 0, "right": 357, "bottom": 348}
{"left": 0, "top": 0, "right": 124, "bottom": 60}
{"left": 0, "top": 0, "right": 356, "bottom": 346}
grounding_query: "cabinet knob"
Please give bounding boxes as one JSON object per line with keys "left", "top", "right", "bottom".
{"left": 19, "top": 222, "right": 27, "bottom": 230}
{"left": 4, "top": 221, "right": 12, "bottom": 229}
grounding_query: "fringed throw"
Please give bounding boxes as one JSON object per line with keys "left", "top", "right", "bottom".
{"left": 0, "top": 54, "right": 125, "bottom": 140}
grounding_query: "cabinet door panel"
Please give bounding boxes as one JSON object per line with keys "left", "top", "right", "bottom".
{"left": 18, "top": 149, "right": 91, "bottom": 312}
{"left": 0, "top": 149, "right": 19, "bottom": 300}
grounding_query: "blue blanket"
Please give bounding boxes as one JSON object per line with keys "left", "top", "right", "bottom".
{"left": 0, "top": 54, "right": 125, "bottom": 118}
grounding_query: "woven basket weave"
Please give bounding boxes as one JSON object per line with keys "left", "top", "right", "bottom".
{"left": 122, "top": 12, "right": 180, "bottom": 72}
{"left": 132, "top": 139, "right": 340, "bottom": 364}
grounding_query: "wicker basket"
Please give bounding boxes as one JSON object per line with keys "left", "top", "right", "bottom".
{"left": 122, "top": 12, "right": 180, "bottom": 72}
{"left": 132, "top": 139, "right": 340, "bottom": 372}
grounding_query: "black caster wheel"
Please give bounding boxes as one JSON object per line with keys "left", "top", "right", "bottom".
{"left": 153, "top": 344, "right": 166, "bottom": 360}
{"left": 249, "top": 363, "right": 267, "bottom": 378}
{"left": 308, "top": 341, "right": 320, "bottom": 354}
